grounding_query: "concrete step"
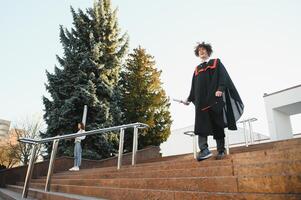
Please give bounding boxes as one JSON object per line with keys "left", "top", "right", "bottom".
{"left": 51, "top": 150, "right": 301, "bottom": 179}
{"left": 0, "top": 187, "right": 36, "bottom": 200}
{"left": 52, "top": 146, "right": 301, "bottom": 178}
{"left": 32, "top": 165, "right": 233, "bottom": 181}
{"left": 231, "top": 145, "right": 301, "bottom": 159}
{"left": 138, "top": 153, "right": 193, "bottom": 164}
{"left": 19, "top": 176, "right": 239, "bottom": 193}
{"left": 173, "top": 191, "right": 301, "bottom": 200}
{"left": 229, "top": 137, "right": 301, "bottom": 153}
{"left": 6, "top": 185, "right": 105, "bottom": 200}
{"left": 8, "top": 138, "right": 301, "bottom": 200}
{"left": 232, "top": 148, "right": 301, "bottom": 165}
{"left": 234, "top": 160, "right": 301, "bottom": 176}
{"left": 238, "top": 174, "right": 301, "bottom": 193}
{"left": 19, "top": 174, "right": 301, "bottom": 193}
{"left": 32, "top": 138, "right": 301, "bottom": 178}
{"left": 11, "top": 184, "right": 301, "bottom": 200}
{"left": 53, "top": 158, "right": 233, "bottom": 177}
{"left": 31, "top": 159, "right": 301, "bottom": 183}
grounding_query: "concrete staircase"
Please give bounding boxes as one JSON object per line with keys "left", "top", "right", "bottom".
{"left": 1, "top": 138, "right": 301, "bottom": 200}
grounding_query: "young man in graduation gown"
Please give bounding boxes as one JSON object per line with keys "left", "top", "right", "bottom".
{"left": 183, "top": 42, "right": 244, "bottom": 161}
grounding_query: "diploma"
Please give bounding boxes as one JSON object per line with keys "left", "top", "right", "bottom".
{"left": 172, "top": 98, "right": 183, "bottom": 103}
{"left": 173, "top": 98, "right": 190, "bottom": 105}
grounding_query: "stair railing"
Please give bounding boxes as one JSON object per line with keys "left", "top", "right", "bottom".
{"left": 237, "top": 118, "right": 258, "bottom": 147}
{"left": 183, "top": 131, "right": 198, "bottom": 159}
{"left": 184, "top": 118, "right": 258, "bottom": 157}
{"left": 18, "top": 122, "right": 148, "bottom": 198}
{"left": 184, "top": 131, "right": 230, "bottom": 157}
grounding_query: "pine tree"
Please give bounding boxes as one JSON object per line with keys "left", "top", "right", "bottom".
{"left": 43, "top": 0, "right": 128, "bottom": 159}
{"left": 120, "top": 47, "right": 172, "bottom": 151}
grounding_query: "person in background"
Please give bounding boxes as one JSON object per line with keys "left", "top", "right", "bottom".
{"left": 69, "top": 122, "right": 86, "bottom": 171}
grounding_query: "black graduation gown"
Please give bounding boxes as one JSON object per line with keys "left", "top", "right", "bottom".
{"left": 187, "top": 58, "right": 244, "bottom": 137}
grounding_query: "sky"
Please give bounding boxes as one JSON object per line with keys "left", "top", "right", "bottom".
{"left": 1, "top": 0, "right": 301, "bottom": 137}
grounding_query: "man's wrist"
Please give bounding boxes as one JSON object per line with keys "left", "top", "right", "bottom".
{"left": 217, "top": 86, "right": 225, "bottom": 92}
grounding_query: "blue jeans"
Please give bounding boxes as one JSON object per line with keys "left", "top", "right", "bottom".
{"left": 74, "top": 142, "right": 82, "bottom": 167}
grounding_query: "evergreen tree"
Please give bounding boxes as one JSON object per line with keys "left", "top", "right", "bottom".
{"left": 43, "top": 0, "right": 128, "bottom": 159}
{"left": 120, "top": 47, "right": 172, "bottom": 151}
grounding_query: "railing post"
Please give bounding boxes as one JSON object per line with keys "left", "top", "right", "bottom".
{"left": 192, "top": 135, "right": 197, "bottom": 159}
{"left": 82, "top": 105, "right": 88, "bottom": 125}
{"left": 117, "top": 128, "right": 125, "bottom": 170}
{"left": 135, "top": 127, "right": 139, "bottom": 156}
{"left": 248, "top": 119, "right": 254, "bottom": 144}
{"left": 243, "top": 121, "right": 248, "bottom": 147}
{"left": 22, "top": 144, "right": 38, "bottom": 198}
{"left": 183, "top": 131, "right": 197, "bottom": 159}
{"left": 226, "top": 132, "right": 230, "bottom": 155}
{"left": 45, "top": 139, "right": 59, "bottom": 192}
{"left": 131, "top": 126, "right": 138, "bottom": 166}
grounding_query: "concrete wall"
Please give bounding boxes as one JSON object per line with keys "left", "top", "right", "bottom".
{"left": 264, "top": 85, "right": 301, "bottom": 140}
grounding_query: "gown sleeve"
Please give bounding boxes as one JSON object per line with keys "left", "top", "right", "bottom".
{"left": 217, "top": 59, "right": 228, "bottom": 92}
{"left": 187, "top": 73, "right": 195, "bottom": 102}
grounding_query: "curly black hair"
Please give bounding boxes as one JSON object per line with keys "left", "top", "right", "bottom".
{"left": 194, "top": 42, "right": 213, "bottom": 57}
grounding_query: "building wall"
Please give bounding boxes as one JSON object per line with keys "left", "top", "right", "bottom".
{"left": 264, "top": 85, "right": 301, "bottom": 140}
{"left": 0, "top": 119, "right": 10, "bottom": 138}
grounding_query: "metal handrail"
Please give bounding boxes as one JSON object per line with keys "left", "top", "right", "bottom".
{"left": 183, "top": 131, "right": 198, "bottom": 159}
{"left": 183, "top": 130, "right": 230, "bottom": 158}
{"left": 19, "top": 122, "right": 148, "bottom": 144}
{"left": 183, "top": 118, "right": 258, "bottom": 159}
{"left": 238, "top": 118, "right": 258, "bottom": 146}
{"left": 19, "top": 121, "right": 148, "bottom": 198}
{"left": 184, "top": 118, "right": 258, "bottom": 156}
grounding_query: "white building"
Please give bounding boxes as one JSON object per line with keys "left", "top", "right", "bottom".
{"left": 263, "top": 84, "right": 301, "bottom": 141}
{"left": 0, "top": 119, "right": 10, "bottom": 138}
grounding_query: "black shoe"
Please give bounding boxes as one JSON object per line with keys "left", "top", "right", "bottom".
{"left": 197, "top": 148, "right": 212, "bottom": 161}
{"left": 216, "top": 151, "right": 226, "bottom": 160}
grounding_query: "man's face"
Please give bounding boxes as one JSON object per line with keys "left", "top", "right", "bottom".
{"left": 198, "top": 47, "right": 209, "bottom": 60}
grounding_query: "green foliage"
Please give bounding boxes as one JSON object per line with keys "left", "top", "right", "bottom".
{"left": 120, "top": 47, "right": 172, "bottom": 151}
{"left": 43, "top": 0, "right": 128, "bottom": 159}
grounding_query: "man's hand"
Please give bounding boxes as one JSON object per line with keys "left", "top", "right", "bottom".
{"left": 215, "top": 91, "right": 223, "bottom": 97}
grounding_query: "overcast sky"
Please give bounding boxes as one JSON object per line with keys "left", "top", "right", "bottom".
{"left": 1, "top": 0, "right": 301, "bottom": 136}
